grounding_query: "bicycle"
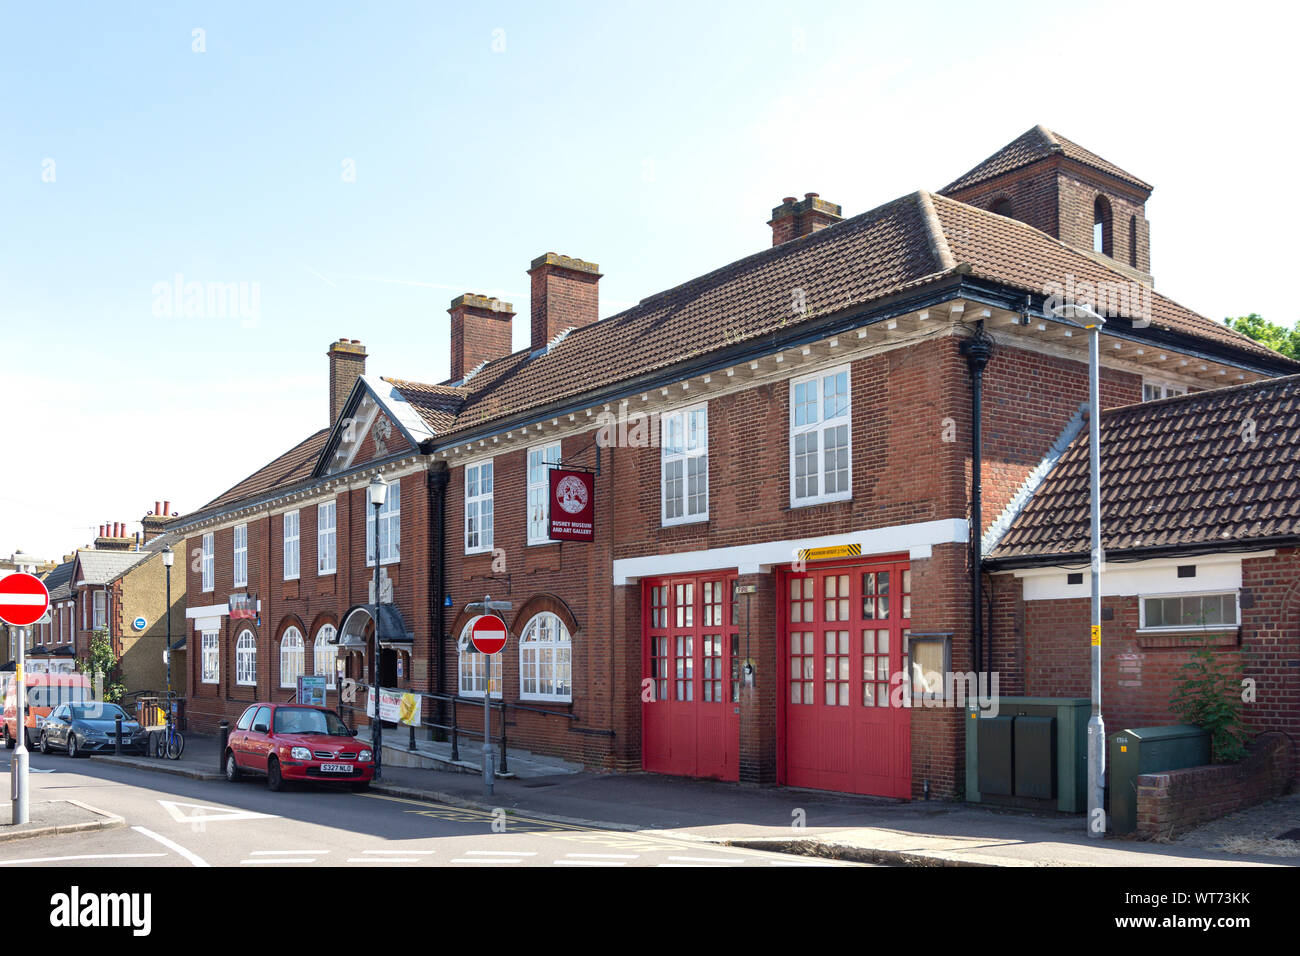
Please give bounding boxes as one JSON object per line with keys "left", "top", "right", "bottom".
{"left": 154, "top": 700, "right": 185, "bottom": 760}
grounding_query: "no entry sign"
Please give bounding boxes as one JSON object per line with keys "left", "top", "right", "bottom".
{"left": 469, "top": 614, "right": 508, "bottom": 655}
{"left": 0, "top": 572, "right": 50, "bottom": 628}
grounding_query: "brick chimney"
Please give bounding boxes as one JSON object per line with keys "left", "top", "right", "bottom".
{"left": 141, "top": 501, "right": 169, "bottom": 543}
{"left": 528, "top": 253, "right": 601, "bottom": 353}
{"left": 328, "top": 338, "right": 367, "bottom": 425}
{"left": 768, "top": 192, "right": 843, "bottom": 246}
{"left": 449, "top": 294, "right": 514, "bottom": 381}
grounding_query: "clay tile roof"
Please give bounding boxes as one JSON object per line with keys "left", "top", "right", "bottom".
{"left": 942, "top": 125, "right": 1152, "bottom": 194}
{"left": 195, "top": 428, "right": 331, "bottom": 513}
{"left": 927, "top": 193, "right": 1281, "bottom": 359}
{"left": 989, "top": 374, "right": 1300, "bottom": 561}
{"left": 381, "top": 378, "right": 467, "bottom": 434}
{"left": 418, "top": 191, "right": 951, "bottom": 438}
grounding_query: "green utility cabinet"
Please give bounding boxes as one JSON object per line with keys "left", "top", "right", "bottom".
{"left": 1107, "top": 725, "right": 1211, "bottom": 834}
{"left": 965, "top": 698, "right": 1090, "bottom": 812}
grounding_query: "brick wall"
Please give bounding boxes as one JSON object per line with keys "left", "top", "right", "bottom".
{"left": 1134, "top": 733, "right": 1295, "bottom": 839}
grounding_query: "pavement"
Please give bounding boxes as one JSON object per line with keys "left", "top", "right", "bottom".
{"left": 0, "top": 798, "right": 124, "bottom": 843}
{"left": 87, "top": 733, "right": 1298, "bottom": 867}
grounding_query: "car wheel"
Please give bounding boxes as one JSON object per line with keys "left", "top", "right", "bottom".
{"left": 24, "top": 729, "right": 34, "bottom": 750}
{"left": 350, "top": 781, "right": 370, "bottom": 793}
{"left": 224, "top": 751, "right": 242, "bottom": 782}
{"left": 2, "top": 726, "right": 11, "bottom": 750}
{"left": 68, "top": 734, "right": 80, "bottom": 759}
{"left": 39, "top": 732, "right": 49, "bottom": 756}
{"left": 266, "top": 756, "right": 284, "bottom": 792}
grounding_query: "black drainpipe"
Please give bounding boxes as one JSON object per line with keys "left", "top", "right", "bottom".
{"left": 961, "top": 323, "right": 994, "bottom": 677}
{"left": 427, "top": 466, "right": 449, "bottom": 732}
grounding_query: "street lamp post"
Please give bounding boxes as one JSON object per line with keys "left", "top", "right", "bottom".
{"left": 1051, "top": 301, "right": 1107, "bottom": 838}
{"left": 368, "top": 475, "right": 387, "bottom": 781}
{"left": 162, "top": 546, "right": 174, "bottom": 701}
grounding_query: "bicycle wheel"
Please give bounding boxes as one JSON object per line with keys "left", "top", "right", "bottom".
{"left": 167, "top": 731, "right": 185, "bottom": 760}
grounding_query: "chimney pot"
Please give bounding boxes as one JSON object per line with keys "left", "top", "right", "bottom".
{"left": 769, "top": 192, "right": 843, "bottom": 246}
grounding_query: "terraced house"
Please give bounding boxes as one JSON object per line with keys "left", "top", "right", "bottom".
{"left": 172, "top": 127, "right": 1300, "bottom": 800}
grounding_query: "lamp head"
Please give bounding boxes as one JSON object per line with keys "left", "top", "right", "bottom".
{"left": 368, "top": 475, "right": 388, "bottom": 508}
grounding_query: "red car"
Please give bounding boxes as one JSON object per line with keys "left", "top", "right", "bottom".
{"left": 223, "top": 703, "right": 373, "bottom": 792}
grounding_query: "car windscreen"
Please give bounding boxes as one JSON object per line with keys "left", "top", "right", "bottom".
{"left": 273, "top": 707, "right": 350, "bottom": 736}
{"left": 28, "top": 684, "right": 90, "bottom": 708}
{"left": 68, "top": 703, "right": 126, "bottom": 721}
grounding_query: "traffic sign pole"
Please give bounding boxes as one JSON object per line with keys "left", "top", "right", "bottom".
{"left": 465, "top": 598, "right": 510, "bottom": 799}
{"left": 13, "top": 626, "right": 28, "bottom": 824}
{"left": 1, "top": 571, "right": 48, "bottom": 828}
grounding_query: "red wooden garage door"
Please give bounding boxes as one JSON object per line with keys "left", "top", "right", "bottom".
{"left": 782, "top": 559, "right": 912, "bottom": 797}
{"left": 642, "top": 574, "right": 740, "bottom": 781}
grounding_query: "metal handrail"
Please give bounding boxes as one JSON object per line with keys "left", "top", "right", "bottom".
{"left": 337, "top": 685, "right": 579, "bottom": 774}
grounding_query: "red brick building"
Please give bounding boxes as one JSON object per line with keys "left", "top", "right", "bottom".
{"left": 171, "top": 126, "right": 1300, "bottom": 800}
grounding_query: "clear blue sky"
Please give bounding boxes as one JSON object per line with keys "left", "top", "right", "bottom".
{"left": 2, "top": 0, "right": 1295, "bottom": 559}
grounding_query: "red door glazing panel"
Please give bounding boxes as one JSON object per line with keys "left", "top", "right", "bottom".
{"left": 642, "top": 573, "right": 739, "bottom": 781}
{"left": 782, "top": 560, "right": 912, "bottom": 797}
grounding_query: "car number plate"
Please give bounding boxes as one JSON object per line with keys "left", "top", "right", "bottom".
{"left": 320, "top": 763, "right": 352, "bottom": 773}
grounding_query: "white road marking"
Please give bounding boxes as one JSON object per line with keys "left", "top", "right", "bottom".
{"left": 248, "top": 849, "right": 329, "bottom": 855}
{"left": 0, "top": 853, "right": 165, "bottom": 865}
{"left": 132, "top": 826, "right": 210, "bottom": 867}
{"left": 465, "top": 849, "right": 536, "bottom": 856}
{"left": 656, "top": 863, "right": 729, "bottom": 867}
{"left": 565, "top": 853, "right": 639, "bottom": 859}
{"left": 361, "top": 850, "right": 434, "bottom": 855}
{"left": 240, "top": 859, "right": 320, "bottom": 864}
{"left": 347, "top": 857, "right": 422, "bottom": 863}
{"left": 158, "top": 799, "right": 275, "bottom": 824}
{"left": 667, "top": 855, "right": 743, "bottom": 863}
{"left": 450, "top": 858, "right": 523, "bottom": 864}
{"left": 554, "top": 859, "right": 625, "bottom": 866}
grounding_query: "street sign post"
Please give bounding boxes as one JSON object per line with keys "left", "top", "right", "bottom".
{"left": 0, "top": 571, "right": 49, "bottom": 827}
{"left": 462, "top": 597, "right": 511, "bottom": 797}
{"left": 0, "top": 572, "right": 50, "bottom": 628}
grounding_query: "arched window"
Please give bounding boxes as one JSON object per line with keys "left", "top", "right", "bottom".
{"left": 280, "top": 627, "right": 304, "bottom": 688}
{"left": 519, "top": 612, "right": 572, "bottom": 702}
{"left": 458, "top": 619, "right": 501, "bottom": 699}
{"left": 235, "top": 630, "right": 257, "bottom": 686}
{"left": 313, "top": 624, "right": 337, "bottom": 689}
{"left": 990, "top": 197, "right": 1014, "bottom": 220}
{"left": 1093, "top": 196, "right": 1112, "bottom": 256}
{"left": 1129, "top": 214, "right": 1139, "bottom": 267}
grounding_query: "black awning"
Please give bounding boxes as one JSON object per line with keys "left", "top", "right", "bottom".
{"left": 336, "top": 603, "right": 413, "bottom": 649}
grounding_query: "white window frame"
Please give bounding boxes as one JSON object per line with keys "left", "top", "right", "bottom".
{"left": 317, "top": 500, "right": 337, "bottom": 576}
{"left": 235, "top": 629, "right": 257, "bottom": 686}
{"left": 279, "top": 626, "right": 305, "bottom": 689}
{"left": 201, "top": 631, "right": 220, "bottom": 684}
{"left": 465, "top": 460, "right": 495, "bottom": 554}
{"left": 1142, "top": 379, "right": 1187, "bottom": 402}
{"left": 201, "top": 532, "right": 214, "bottom": 592}
{"left": 527, "top": 442, "right": 562, "bottom": 545}
{"left": 92, "top": 590, "right": 107, "bottom": 631}
{"left": 519, "top": 612, "right": 573, "bottom": 702}
{"left": 661, "top": 403, "right": 709, "bottom": 527}
{"left": 366, "top": 479, "right": 401, "bottom": 566}
{"left": 457, "top": 621, "right": 502, "bottom": 699}
{"left": 233, "top": 523, "right": 248, "bottom": 588}
{"left": 789, "top": 364, "right": 853, "bottom": 507}
{"left": 1138, "top": 591, "right": 1240, "bottom": 632}
{"left": 313, "top": 624, "right": 337, "bottom": 689}
{"left": 283, "top": 510, "right": 300, "bottom": 581}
